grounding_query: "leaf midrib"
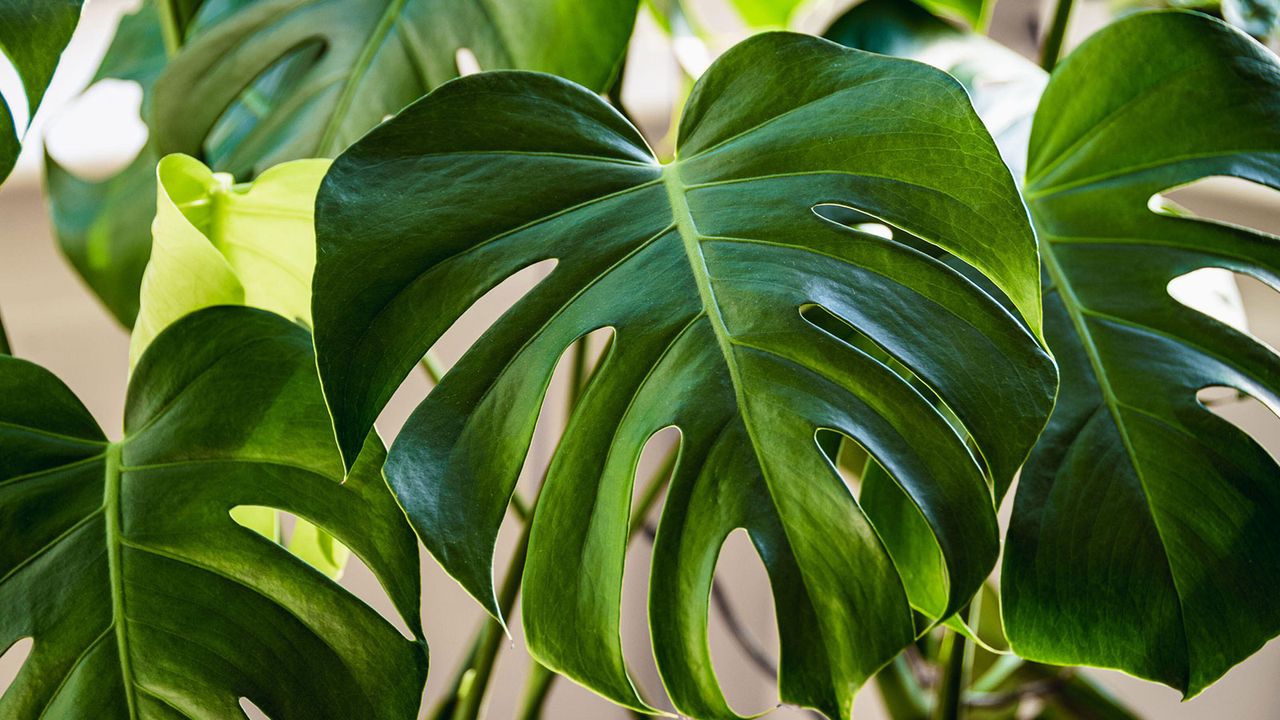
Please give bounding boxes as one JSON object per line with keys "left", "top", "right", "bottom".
{"left": 316, "top": 0, "right": 412, "bottom": 155}
{"left": 1039, "top": 242, "right": 1192, "bottom": 684}
{"left": 104, "top": 442, "right": 140, "bottom": 719}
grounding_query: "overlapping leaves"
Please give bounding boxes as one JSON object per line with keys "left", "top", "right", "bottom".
{"left": 0, "top": 306, "right": 425, "bottom": 717}
{"left": 311, "top": 32, "right": 1054, "bottom": 718}
{"left": 0, "top": 0, "right": 82, "bottom": 184}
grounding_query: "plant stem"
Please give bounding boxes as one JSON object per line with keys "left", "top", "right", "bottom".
{"left": 514, "top": 663, "right": 557, "bottom": 720}
{"left": 1039, "top": 0, "right": 1075, "bottom": 71}
{"left": 0, "top": 311, "right": 10, "bottom": 355}
{"left": 934, "top": 606, "right": 976, "bottom": 720}
{"left": 156, "top": 0, "right": 183, "bottom": 58}
{"left": 420, "top": 351, "right": 447, "bottom": 385}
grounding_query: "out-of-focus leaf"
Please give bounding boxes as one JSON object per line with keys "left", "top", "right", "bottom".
{"left": 0, "top": 306, "right": 426, "bottom": 717}
{"left": 825, "top": 0, "right": 1045, "bottom": 180}
{"left": 44, "top": 0, "right": 166, "bottom": 326}
{"left": 1223, "top": 0, "right": 1280, "bottom": 36}
{"left": 311, "top": 32, "right": 1053, "bottom": 718}
{"left": 150, "top": 0, "right": 642, "bottom": 178}
{"left": 1004, "top": 11, "right": 1280, "bottom": 697}
{"left": 0, "top": 0, "right": 83, "bottom": 184}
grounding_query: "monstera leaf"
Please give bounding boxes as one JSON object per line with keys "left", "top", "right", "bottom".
{"left": 0, "top": 0, "right": 82, "bottom": 183}
{"left": 150, "top": 0, "right": 641, "bottom": 179}
{"left": 0, "top": 306, "right": 426, "bottom": 717}
{"left": 1003, "top": 11, "right": 1280, "bottom": 697}
{"left": 312, "top": 32, "right": 1054, "bottom": 717}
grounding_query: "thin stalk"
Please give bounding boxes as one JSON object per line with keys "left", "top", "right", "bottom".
{"left": 0, "top": 311, "right": 10, "bottom": 355}
{"left": 420, "top": 351, "right": 447, "bottom": 385}
{"left": 156, "top": 0, "right": 183, "bottom": 57}
{"left": 876, "top": 656, "right": 931, "bottom": 720}
{"left": 514, "top": 664, "right": 556, "bottom": 720}
{"left": 1039, "top": 0, "right": 1075, "bottom": 71}
{"left": 933, "top": 605, "right": 977, "bottom": 720}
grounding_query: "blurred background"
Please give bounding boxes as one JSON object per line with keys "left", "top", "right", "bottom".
{"left": 2, "top": 0, "right": 1278, "bottom": 717}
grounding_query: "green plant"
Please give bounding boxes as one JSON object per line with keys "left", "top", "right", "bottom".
{"left": 2, "top": 0, "right": 1278, "bottom": 718}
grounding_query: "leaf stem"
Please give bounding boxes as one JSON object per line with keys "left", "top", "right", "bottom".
{"left": 156, "top": 0, "right": 183, "bottom": 58}
{"left": 0, "top": 311, "right": 10, "bottom": 355}
{"left": 1039, "top": 0, "right": 1075, "bottom": 71}
{"left": 514, "top": 663, "right": 557, "bottom": 720}
{"left": 934, "top": 605, "right": 976, "bottom": 720}
{"left": 419, "top": 351, "right": 447, "bottom": 385}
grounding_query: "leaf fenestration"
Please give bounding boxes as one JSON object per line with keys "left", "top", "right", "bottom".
{"left": 312, "top": 32, "right": 1053, "bottom": 718}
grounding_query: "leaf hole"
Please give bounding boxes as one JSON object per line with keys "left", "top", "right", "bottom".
{"left": 239, "top": 696, "right": 270, "bottom": 719}
{"left": 454, "top": 47, "right": 481, "bottom": 76}
{"left": 0, "top": 47, "right": 29, "bottom": 141}
{"left": 376, "top": 259, "right": 558, "bottom": 437}
{"left": 1197, "top": 386, "right": 1280, "bottom": 462}
{"left": 1151, "top": 175, "right": 1280, "bottom": 239}
{"left": 227, "top": 506, "right": 414, "bottom": 641}
{"left": 618, "top": 426, "right": 683, "bottom": 712}
{"left": 204, "top": 40, "right": 326, "bottom": 177}
{"left": 799, "top": 303, "right": 989, "bottom": 482}
{"left": 708, "top": 529, "right": 781, "bottom": 716}
{"left": 0, "top": 637, "right": 33, "bottom": 698}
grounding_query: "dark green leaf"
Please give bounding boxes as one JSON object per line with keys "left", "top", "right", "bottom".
{"left": 312, "top": 32, "right": 1053, "bottom": 718}
{"left": 0, "top": 0, "right": 83, "bottom": 184}
{"left": 1004, "top": 11, "right": 1280, "bottom": 697}
{"left": 0, "top": 306, "right": 426, "bottom": 717}
{"left": 150, "top": 0, "right": 641, "bottom": 178}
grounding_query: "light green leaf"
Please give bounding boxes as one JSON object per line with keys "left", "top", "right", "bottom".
{"left": 129, "top": 153, "right": 337, "bottom": 575}
{"left": 129, "top": 153, "right": 328, "bottom": 367}
{"left": 0, "top": 306, "right": 426, "bottom": 717}
{"left": 150, "top": 0, "right": 642, "bottom": 178}
{"left": 728, "top": 0, "right": 806, "bottom": 27}
{"left": 312, "top": 32, "right": 1054, "bottom": 718}
{"left": 0, "top": 0, "right": 83, "bottom": 184}
{"left": 1004, "top": 11, "right": 1280, "bottom": 697}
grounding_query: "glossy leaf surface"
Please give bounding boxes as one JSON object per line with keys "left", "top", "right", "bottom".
{"left": 0, "top": 0, "right": 83, "bottom": 184}
{"left": 150, "top": 0, "right": 641, "bottom": 178}
{"left": 1004, "top": 11, "right": 1280, "bottom": 697}
{"left": 0, "top": 307, "right": 426, "bottom": 717}
{"left": 312, "top": 32, "right": 1053, "bottom": 718}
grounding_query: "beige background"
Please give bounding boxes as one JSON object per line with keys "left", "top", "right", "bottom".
{"left": 2, "top": 0, "right": 1279, "bottom": 717}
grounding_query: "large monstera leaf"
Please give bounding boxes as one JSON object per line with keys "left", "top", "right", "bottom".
{"left": 0, "top": 307, "right": 426, "bottom": 717}
{"left": 1003, "top": 11, "right": 1280, "bottom": 697}
{"left": 150, "top": 0, "right": 641, "bottom": 178}
{"left": 313, "top": 32, "right": 1054, "bottom": 717}
{"left": 0, "top": 0, "right": 82, "bottom": 184}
